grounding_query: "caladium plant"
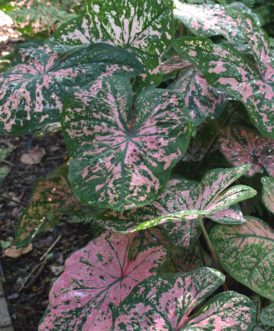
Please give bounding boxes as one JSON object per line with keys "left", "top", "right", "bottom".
{"left": 62, "top": 74, "right": 192, "bottom": 211}
{"left": 0, "top": 1, "right": 272, "bottom": 330}
{"left": 39, "top": 231, "right": 166, "bottom": 331}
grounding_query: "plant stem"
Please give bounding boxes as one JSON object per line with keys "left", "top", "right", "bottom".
{"left": 198, "top": 218, "right": 219, "bottom": 268}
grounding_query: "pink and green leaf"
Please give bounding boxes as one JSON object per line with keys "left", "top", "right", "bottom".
{"left": 170, "top": 68, "right": 226, "bottom": 126}
{"left": 113, "top": 267, "right": 256, "bottom": 330}
{"left": 210, "top": 216, "right": 274, "bottom": 301}
{"left": 0, "top": 43, "right": 142, "bottom": 135}
{"left": 62, "top": 75, "right": 192, "bottom": 211}
{"left": 38, "top": 231, "right": 166, "bottom": 331}
{"left": 261, "top": 177, "right": 274, "bottom": 214}
{"left": 173, "top": 1, "right": 260, "bottom": 52}
{"left": 53, "top": 0, "right": 174, "bottom": 80}
{"left": 174, "top": 38, "right": 274, "bottom": 138}
{"left": 219, "top": 126, "right": 274, "bottom": 177}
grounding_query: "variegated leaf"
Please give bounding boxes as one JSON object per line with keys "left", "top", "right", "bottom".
{"left": 39, "top": 231, "right": 166, "bottom": 331}
{"left": 174, "top": 38, "right": 274, "bottom": 138}
{"left": 62, "top": 75, "right": 192, "bottom": 211}
{"left": 210, "top": 216, "right": 274, "bottom": 300}
{"left": 173, "top": 1, "right": 260, "bottom": 52}
{"left": 219, "top": 127, "right": 274, "bottom": 177}
{"left": 113, "top": 267, "right": 256, "bottom": 331}
{"left": 170, "top": 68, "right": 226, "bottom": 126}
{"left": 97, "top": 178, "right": 201, "bottom": 248}
{"left": 53, "top": 0, "right": 174, "bottom": 80}
{"left": 133, "top": 166, "right": 255, "bottom": 231}
{"left": 260, "top": 303, "right": 274, "bottom": 327}
{"left": 261, "top": 177, "right": 274, "bottom": 214}
{"left": 0, "top": 43, "right": 142, "bottom": 135}
{"left": 15, "top": 166, "right": 83, "bottom": 248}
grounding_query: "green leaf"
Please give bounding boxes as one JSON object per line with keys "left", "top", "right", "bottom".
{"left": 53, "top": 0, "right": 174, "bottom": 82}
{"left": 261, "top": 177, "right": 274, "bottom": 214}
{"left": 0, "top": 43, "right": 142, "bottom": 135}
{"left": 0, "top": 146, "right": 14, "bottom": 160}
{"left": 114, "top": 268, "right": 256, "bottom": 330}
{"left": 260, "top": 303, "right": 274, "bottom": 327}
{"left": 210, "top": 216, "right": 274, "bottom": 300}
{"left": 15, "top": 165, "right": 83, "bottom": 247}
{"left": 62, "top": 75, "right": 192, "bottom": 211}
{"left": 174, "top": 37, "right": 274, "bottom": 138}
{"left": 0, "top": 166, "right": 9, "bottom": 183}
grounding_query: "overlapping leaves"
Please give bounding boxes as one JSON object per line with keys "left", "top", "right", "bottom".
{"left": 113, "top": 267, "right": 256, "bottom": 330}
{"left": 170, "top": 68, "right": 225, "bottom": 126}
{"left": 53, "top": 0, "right": 174, "bottom": 81}
{"left": 219, "top": 126, "right": 274, "bottom": 177}
{"left": 174, "top": 14, "right": 274, "bottom": 138}
{"left": 39, "top": 231, "right": 166, "bottom": 331}
{"left": 0, "top": 43, "right": 142, "bottom": 135}
{"left": 62, "top": 74, "right": 192, "bottom": 211}
{"left": 261, "top": 177, "right": 274, "bottom": 214}
{"left": 210, "top": 216, "right": 274, "bottom": 300}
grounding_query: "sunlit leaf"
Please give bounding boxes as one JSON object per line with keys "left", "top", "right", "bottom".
{"left": 0, "top": 43, "right": 142, "bottom": 135}
{"left": 62, "top": 75, "right": 192, "bottom": 211}
{"left": 170, "top": 68, "right": 226, "bottom": 126}
{"left": 261, "top": 177, "right": 274, "bottom": 214}
{"left": 53, "top": 0, "right": 174, "bottom": 81}
{"left": 219, "top": 127, "right": 274, "bottom": 177}
{"left": 39, "top": 231, "right": 166, "bottom": 331}
{"left": 174, "top": 37, "right": 274, "bottom": 138}
{"left": 210, "top": 216, "right": 274, "bottom": 300}
{"left": 113, "top": 267, "right": 256, "bottom": 330}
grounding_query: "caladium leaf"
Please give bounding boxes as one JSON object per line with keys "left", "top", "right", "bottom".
{"left": 173, "top": 1, "right": 260, "bottom": 52}
{"left": 170, "top": 68, "right": 226, "bottom": 126}
{"left": 132, "top": 165, "right": 255, "bottom": 231}
{"left": 210, "top": 216, "right": 274, "bottom": 301}
{"left": 39, "top": 231, "right": 166, "bottom": 331}
{"left": 0, "top": 43, "right": 142, "bottom": 135}
{"left": 260, "top": 303, "right": 274, "bottom": 327}
{"left": 15, "top": 166, "right": 83, "bottom": 248}
{"left": 113, "top": 267, "right": 256, "bottom": 331}
{"left": 219, "top": 126, "right": 274, "bottom": 177}
{"left": 174, "top": 38, "right": 274, "bottom": 138}
{"left": 261, "top": 177, "right": 274, "bottom": 214}
{"left": 62, "top": 75, "right": 192, "bottom": 211}
{"left": 96, "top": 178, "right": 201, "bottom": 248}
{"left": 53, "top": 0, "right": 173, "bottom": 80}
{"left": 172, "top": 245, "right": 208, "bottom": 273}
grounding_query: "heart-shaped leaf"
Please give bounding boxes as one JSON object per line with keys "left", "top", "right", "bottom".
{"left": 53, "top": 0, "right": 173, "bottom": 80}
{"left": 62, "top": 75, "right": 192, "bottom": 211}
{"left": 15, "top": 166, "right": 83, "bottom": 248}
{"left": 261, "top": 177, "right": 274, "bottom": 214}
{"left": 174, "top": 37, "right": 274, "bottom": 138}
{"left": 113, "top": 267, "right": 256, "bottom": 330}
{"left": 170, "top": 68, "right": 226, "bottom": 126}
{"left": 210, "top": 216, "right": 274, "bottom": 300}
{"left": 39, "top": 231, "right": 166, "bottom": 331}
{"left": 173, "top": 1, "right": 260, "bottom": 52}
{"left": 0, "top": 43, "right": 142, "bottom": 135}
{"left": 132, "top": 166, "right": 255, "bottom": 231}
{"left": 260, "top": 303, "right": 274, "bottom": 327}
{"left": 219, "top": 126, "right": 274, "bottom": 177}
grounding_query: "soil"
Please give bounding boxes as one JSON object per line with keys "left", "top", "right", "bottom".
{"left": 0, "top": 133, "right": 93, "bottom": 331}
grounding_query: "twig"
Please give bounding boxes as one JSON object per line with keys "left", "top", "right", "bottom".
{"left": 0, "top": 159, "right": 15, "bottom": 167}
{"left": 0, "top": 194, "right": 27, "bottom": 207}
{"left": 18, "top": 235, "right": 62, "bottom": 293}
